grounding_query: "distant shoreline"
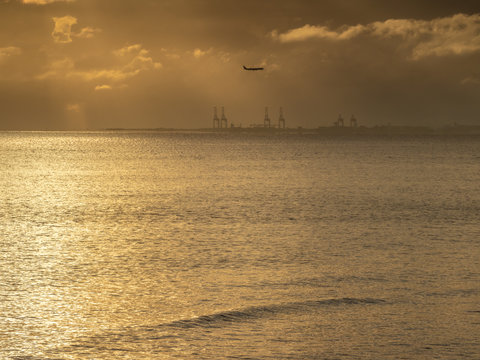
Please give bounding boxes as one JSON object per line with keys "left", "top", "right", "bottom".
{"left": 2, "top": 125, "right": 480, "bottom": 136}
{"left": 101, "top": 125, "right": 480, "bottom": 136}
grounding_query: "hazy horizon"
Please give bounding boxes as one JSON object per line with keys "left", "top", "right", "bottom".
{"left": 2, "top": 0, "right": 480, "bottom": 130}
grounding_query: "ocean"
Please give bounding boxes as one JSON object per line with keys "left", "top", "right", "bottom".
{"left": 1, "top": 131, "right": 479, "bottom": 359}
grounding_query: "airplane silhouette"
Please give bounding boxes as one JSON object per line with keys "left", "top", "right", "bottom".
{"left": 243, "top": 65, "right": 264, "bottom": 71}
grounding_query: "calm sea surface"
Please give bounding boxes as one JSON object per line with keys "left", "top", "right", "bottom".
{"left": 0, "top": 131, "right": 479, "bottom": 359}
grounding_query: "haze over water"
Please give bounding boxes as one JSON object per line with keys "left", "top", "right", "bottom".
{"left": 1, "top": 131, "right": 479, "bottom": 359}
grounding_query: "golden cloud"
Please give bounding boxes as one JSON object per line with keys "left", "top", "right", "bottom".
{"left": 114, "top": 44, "right": 162, "bottom": 72}
{"left": 274, "top": 13, "right": 480, "bottom": 60}
{"left": 37, "top": 45, "right": 161, "bottom": 83}
{"left": 22, "top": 0, "right": 74, "bottom": 4}
{"left": 75, "top": 26, "right": 102, "bottom": 39}
{"left": 272, "top": 24, "right": 365, "bottom": 42}
{"left": 94, "top": 84, "right": 113, "bottom": 91}
{"left": 51, "top": 16, "right": 101, "bottom": 43}
{"left": 0, "top": 46, "right": 22, "bottom": 61}
{"left": 52, "top": 15, "right": 77, "bottom": 43}
{"left": 113, "top": 44, "right": 143, "bottom": 57}
{"left": 193, "top": 48, "right": 207, "bottom": 58}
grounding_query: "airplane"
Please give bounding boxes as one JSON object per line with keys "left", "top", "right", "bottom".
{"left": 243, "top": 65, "right": 264, "bottom": 71}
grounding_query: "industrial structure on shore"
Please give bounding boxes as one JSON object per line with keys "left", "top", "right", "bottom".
{"left": 212, "top": 106, "right": 288, "bottom": 129}
{"left": 212, "top": 106, "right": 228, "bottom": 129}
{"left": 211, "top": 107, "right": 365, "bottom": 131}
{"left": 334, "top": 114, "right": 358, "bottom": 128}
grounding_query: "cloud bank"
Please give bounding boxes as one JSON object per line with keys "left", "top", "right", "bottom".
{"left": 38, "top": 44, "right": 162, "bottom": 89}
{"left": 274, "top": 13, "right": 480, "bottom": 59}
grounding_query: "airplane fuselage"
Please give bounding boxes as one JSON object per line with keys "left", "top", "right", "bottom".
{"left": 243, "top": 65, "right": 264, "bottom": 71}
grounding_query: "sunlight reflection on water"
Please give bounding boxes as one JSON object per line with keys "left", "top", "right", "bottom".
{"left": 0, "top": 132, "right": 479, "bottom": 359}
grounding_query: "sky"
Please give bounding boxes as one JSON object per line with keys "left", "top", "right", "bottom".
{"left": 1, "top": 0, "right": 480, "bottom": 130}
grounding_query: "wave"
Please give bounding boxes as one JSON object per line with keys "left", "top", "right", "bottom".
{"left": 163, "top": 297, "right": 385, "bottom": 329}
{"left": 62, "top": 297, "right": 386, "bottom": 354}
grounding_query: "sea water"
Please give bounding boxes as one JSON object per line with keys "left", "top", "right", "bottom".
{"left": 0, "top": 131, "right": 479, "bottom": 359}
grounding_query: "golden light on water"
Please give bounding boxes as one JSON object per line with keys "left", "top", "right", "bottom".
{"left": 1, "top": 132, "right": 479, "bottom": 358}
